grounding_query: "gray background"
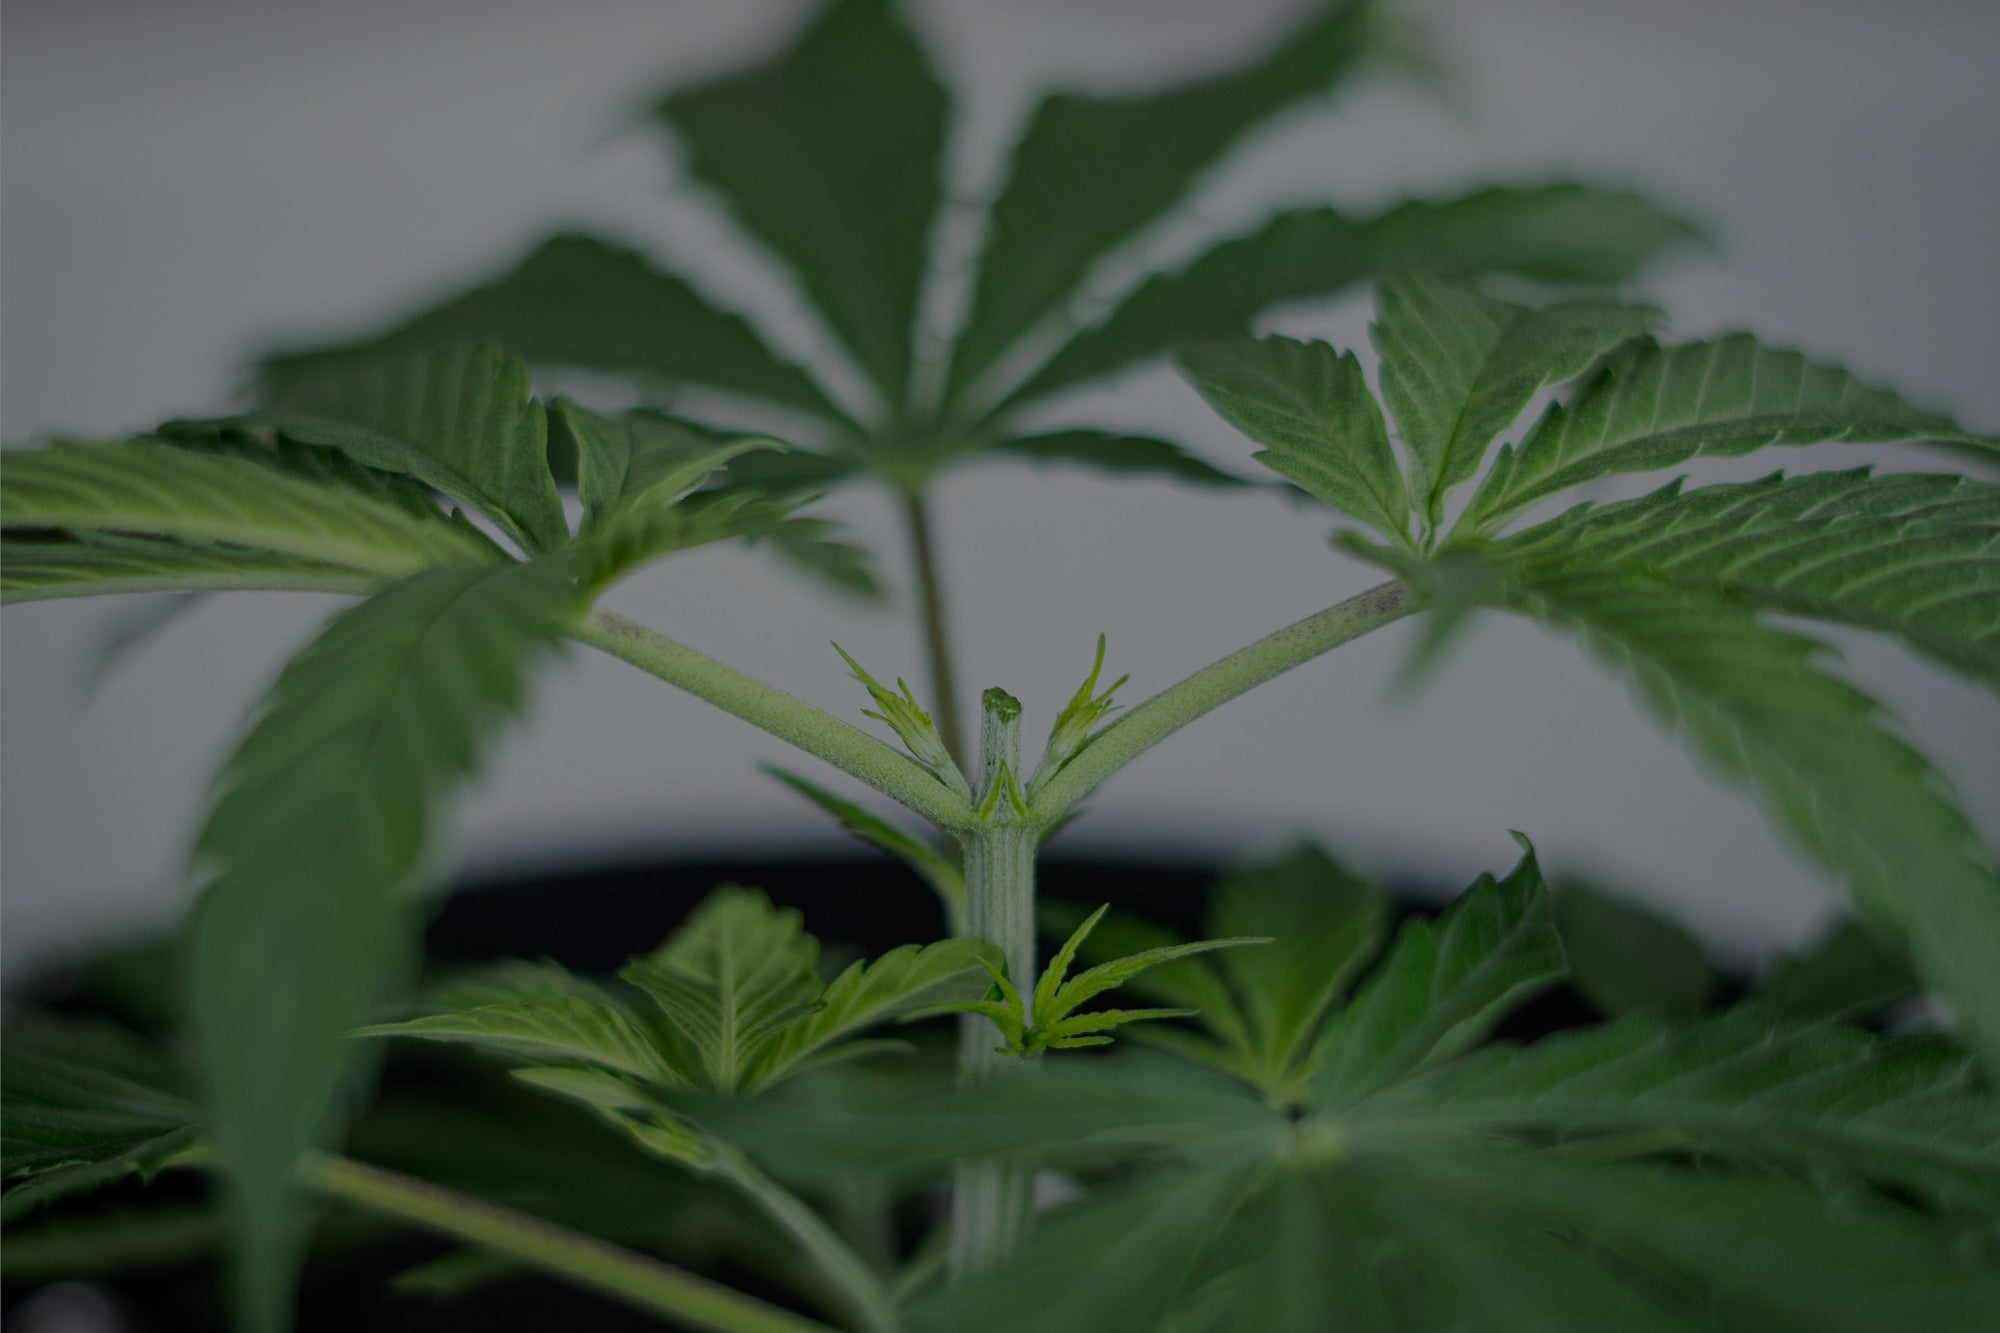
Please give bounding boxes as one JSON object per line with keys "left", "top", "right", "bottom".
{"left": 5, "top": 0, "right": 1997, "bottom": 978}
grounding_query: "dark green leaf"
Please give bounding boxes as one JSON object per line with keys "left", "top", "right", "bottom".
{"left": 1311, "top": 841, "right": 1567, "bottom": 1106}
{"left": 2, "top": 533, "right": 374, "bottom": 605}
{"left": 259, "top": 342, "right": 569, "bottom": 553}
{"left": 1755, "top": 919, "right": 1920, "bottom": 1023}
{"left": 549, "top": 398, "right": 781, "bottom": 536}
{"left": 188, "top": 559, "right": 575, "bottom": 1332}
{"left": 762, "top": 765, "right": 964, "bottom": 912}
{"left": 360, "top": 990, "right": 680, "bottom": 1088}
{"left": 1177, "top": 334, "right": 1411, "bottom": 542}
{"left": 654, "top": 0, "right": 946, "bottom": 400}
{"left": 260, "top": 234, "right": 850, "bottom": 426}
{"left": 947, "top": 0, "right": 1388, "bottom": 402}
{"left": 1464, "top": 332, "right": 2000, "bottom": 533}
{"left": 992, "top": 430, "right": 1251, "bottom": 488}
{"left": 1007, "top": 181, "right": 1703, "bottom": 410}
{"left": 745, "top": 515, "right": 882, "bottom": 600}
{"left": 1555, "top": 881, "right": 1716, "bottom": 1019}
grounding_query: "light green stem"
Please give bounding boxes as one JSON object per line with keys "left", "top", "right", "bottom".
{"left": 307, "top": 1154, "right": 835, "bottom": 1333}
{"left": 950, "top": 690, "right": 1036, "bottom": 1279}
{"left": 574, "top": 610, "right": 974, "bottom": 830}
{"left": 710, "top": 1148, "right": 896, "bottom": 1333}
{"left": 1028, "top": 582, "right": 1414, "bottom": 821}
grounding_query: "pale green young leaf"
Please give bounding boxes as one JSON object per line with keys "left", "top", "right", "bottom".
{"left": 1311, "top": 841, "right": 1567, "bottom": 1106}
{"left": 653, "top": 0, "right": 946, "bottom": 400}
{"left": 749, "top": 938, "right": 999, "bottom": 1090}
{"left": 1371, "top": 272, "right": 1656, "bottom": 523}
{"left": 832, "top": 645, "right": 969, "bottom": 797}
{"left": 0, "top": 440, "right": 493, "bottom": 583}
{"left": 549, "top": 398, "right": 782, "bottom": 536}
{"left": 619, "top": 888, "right": 824, "bottom": 1093}
{"left": 188, "top": 559, "right": 575, "bottom": 1332}
{"left": 1035, "top": 904, "right": 1111, "bottom": 1024}
{"left": 1754, "top": 919, "right": 1920, "bottom": 1023}
{"left": 259, "top": 342, "right": 568, "bottom": 553}
{"left": 1554, "top": 881, "right": 1716, "bottom": 1019}
{"left": 946, "top": 0, "right": 1388, "bottom": 403}
{"left": 1037, "top": 902, "right": 1254, "bottom": 1049}
{"left": 1475, "top": 552, "right": 2000, "bottom": 1070}
{"left": 1029, "top": 635, "right": 1132, "bottom": 796}
{"left": 1, "top": 533, "right": 375, "bottom": 605}
{"left": 1176, "top": 335, "right": 1411, "bottom": 544}
{"left": 762, "top": 765, "right": 964, "bottom": 911}
{"left": 1464, "top": 332, "right": 2000, "bottom": 532}
{"left": 259, "top": 233, "right": 851, "bottom": 426}
{"left": 1207, "top": 844, "right": 1387, "bottom": 1088}
{"left": 1048, "top": 937, "right": 1267, "bottom": 1028}
{"left": 358, "top": 993, "right": 680, "bottom": 1089}
{"left": 990, "top": 431, "right": 1251, "bottom": 489}
{"left": 1501, "top": 469, "right": 2000, "bottom": 691}
{"left": 1003, "top": 181, "right": 1703, "bottom": 411}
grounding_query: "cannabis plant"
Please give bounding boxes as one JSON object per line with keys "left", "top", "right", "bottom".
{"left": 5, "top": 0, "right": 1999, "bottom": 1330}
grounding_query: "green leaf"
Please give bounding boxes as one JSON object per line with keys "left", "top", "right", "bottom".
{"left": 259, "top": 342, "right": 569, "bottom": 553}
{"left": 1755, "top": 919, "right": 1920, "bottom": 1023}
{"left": 653, "top": 0, "right": 946, "bottom": 400}
{"left": 946, "top": 0, "right": 1389, "bottom": 403}
{"left": 1179, "top": 1168, "right": 1400, "bottom": 1333}
{"left": 1554, "top": 881, "right": 1716, "bottom": 1019}
{"left": 1371, "top": 273, "right": 1657, "bottom": 525}
{"left": 1464, "top": 332, "right": 2000, "bottom": 533}
{"left": 1471, "top": 545, "right": 2000, "bottom": 1071}
{"left": 745, "top": 515, "right": 882, "bottom": 600}
{"left": 1045, "top": 935, "right": 1266, "bottom": 1035}
{"left": 833, "top": 645, "right": 968, "bottom": 797}
{"left": 188, "top": 559, "right": 575, "bottom": 1332}
{"left": 761, "top": 765, "right": 964, "bottom": 913}
{"left": 1207, "top": 845, "right": 1387, "bottom": 1089}
{"left": 549, "top": 398, "right": 782, "bottom": 536}
{"left": 1177, "top": 335, "right": 1412, "bottom": 543}
{"left": 1, "top": 1020, "right": 201, "bottom": 1223}
{"left": 1, "top": 532, "right": 375, "bottom": 604}
{"left": 619, "top": 888, "right": 824, "bottom": 1093}
{"left": 1005, "top": 181, "right": 1703, "bottom": 410}
{"left": 1311, "top": 841, "right": 1566, "bottom": 1106}
{"left": 1501, "top": 469, "right": 2000, "bottom": 691}
{"left": 748, "top": 937, "right": 1000, "bottom": 1089}
{"left": 990, "top": 431, "right": 1251, "bottom": 489}
{"left": 1374, "top": 1009, "right": 2000, "bottom": 1212}
{"left": 0, "top": 439, "right": 493, "bottom": 587}
{"left": 359, "top": 993, "right": 680, "bottom": 1088}
{"left": 573, "top": 486, "right": 824, "bottom": 597}
{"left": 260, "top": 234, "right": 851, "bottom": 426}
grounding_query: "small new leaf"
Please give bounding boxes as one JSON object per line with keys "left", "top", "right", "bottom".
{"left": 833, "top": 645, "right": 970, "bottom": 798}
{"left": 1029, "top": 635, "right": 1129, "bottom": 797}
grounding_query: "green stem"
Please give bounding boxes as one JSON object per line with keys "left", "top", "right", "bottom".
{"left": 574, "top": 610, "right": 974, "bottom": 830}
{"left": 307, "top": 1154, "right": 835, "bottom": 1333}
{"left": 710, "top": 1148, "right": 897, "bottom": 1333}
{"left": 950, "top": 690, "right": 1036, "bottom": 1279}
{"left": 899, "top": 488, "right": 967, "bottom": 767}
{"left": 1028, "top": 582, "right": 1415, "bottom": 821}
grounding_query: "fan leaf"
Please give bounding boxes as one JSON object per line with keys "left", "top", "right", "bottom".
{"left": 992, "top": 430, "right": 1251, "bottom": 489}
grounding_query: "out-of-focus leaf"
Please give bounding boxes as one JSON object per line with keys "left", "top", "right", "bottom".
{"left": 763, "top": 765, "right": 964, "bottom": 911}
{"left": 1554, "top": 880, "right": 1716, "bottom": 1019}
{"left": 990, "top": 430, "right": 1251, "bottom": 488}
{"left": 549, "top": 398, "right": 781, "bottom": 535}
{"left": 1755, "top": 918, "right": 1920, "bottom": 1023}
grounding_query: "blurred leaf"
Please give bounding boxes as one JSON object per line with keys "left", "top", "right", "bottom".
{"left": 360, "top": 991, "right": 680, "bottom": 1087}
{"left": 763, "top": 765, "right": 964, "bottom": 911}
{"left": 259, "top": 342, "right": 569, "bottom": 553}
{"left": 550, "top": 398, "right": 781, "bottom": 536}
{"left": 2, "top": 533, "right": 373, "bottom": 605}
{"left": 1177, "top": 335, "right": 1411, "bottom": 543}
{"left": 1555, "top": 881, "right": 1716, "bottom": 1019}
{"left": 946, "top": 0, "right": 1388, "bottom": 402}
{"left": 1465, "top": 332, "right": 2000, "bottom": 534}
{"left": 1371, "top": 272, "right": 1656, "bottom": 526}
{"left": 1311, "top": 840, "right": 1566, "bottom": 1106}
{"left": 1755, "top": 918, "right": 1920, "bottom": 1024}
{"left": 654, "top": 0, "right": 947, "bottom": 399}
{"left": 1007, "top": 181, "right": 1703, "bottom": 409}
{"left": 261, "top": 234, "right": 851, "bottom": 426}
{"left": 990, "top": 430, "right": 1251, "bottom": 488}
{"left": 747, "top": 515, "right": 882, "bottom": 600}
{"left": 188, "top": 559, "right": 575, "bottom": 1332}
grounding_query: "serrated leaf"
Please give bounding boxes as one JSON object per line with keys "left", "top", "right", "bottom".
{"left": 654, "top": 0, "right": 945, "bottom": 400}
{"left": 1555, "top": 881, "right": 1716, "bottom": 1019}
{"left": 1471, "top": 545, "right": 2000, "bottom": 1071}
{"left": 1502, "top": 469, "right": 2000, "bottom": 691}
{"left": 749, "top": 938, "right": 999, "bottom": 1090}
{"left": 188, "top": 559, "right": 575, "bottom": 1332}
{"left": 1371, "top": 273, "right": 1657, "bottom": 525}
{"left": 946, "top": 0, "right": 1388, "bottom": 403}
{"left": 260, "top": 233, "right": 850, "bottom": 426}
{"left": 258, "top": 342, "right": 568, "bottom": 553}
{"left": 359, "top": 991, "right": 680, "bottom": 1088}
{"left": 762, "top": 765, "right": 964, "bottom": 912}
{"left": 0, "top": 440, "right": 493, "bottom": 588}
{"left": 1464, "top": 332, "right": 2000, "bottom": 532}
{"left": 991, "top": 430, "right": 1251, "bottom": 488}
{"left": 1048, "top": 937, "right": 1266, "bottom": 1031}
{"left": 619, "top": 888, "right": 824, "bottom": 1093}
{"left": 549, "top": 398, "right": 782, "bottom": 536}
{"left": 1007, "top": 181, "right": 1703, "bottom": 411}
{"left": 1, "top": 533, "right": 374, "bottom": 604}
{"left": 1177, "top": 335, "right": 1411, "bottom": 543}
{"left": 1311, "top": 842, "right": 1566, "bottom": 1106}
{"left": 574, "top": 486, "right": 820, "bottom": 596}
{"left": 1755, "top": 919, "right": 1920, "bottom": 1023}
{"left": 1037, "top": 902, "right": 1252, "bottom": 1046}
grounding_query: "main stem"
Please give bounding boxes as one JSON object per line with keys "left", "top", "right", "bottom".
{"left": 949, "top": 691, "right": 1035, "bottom": 1279}
{"left": 900, "top": 487, "right": 967, "bottom": 767}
